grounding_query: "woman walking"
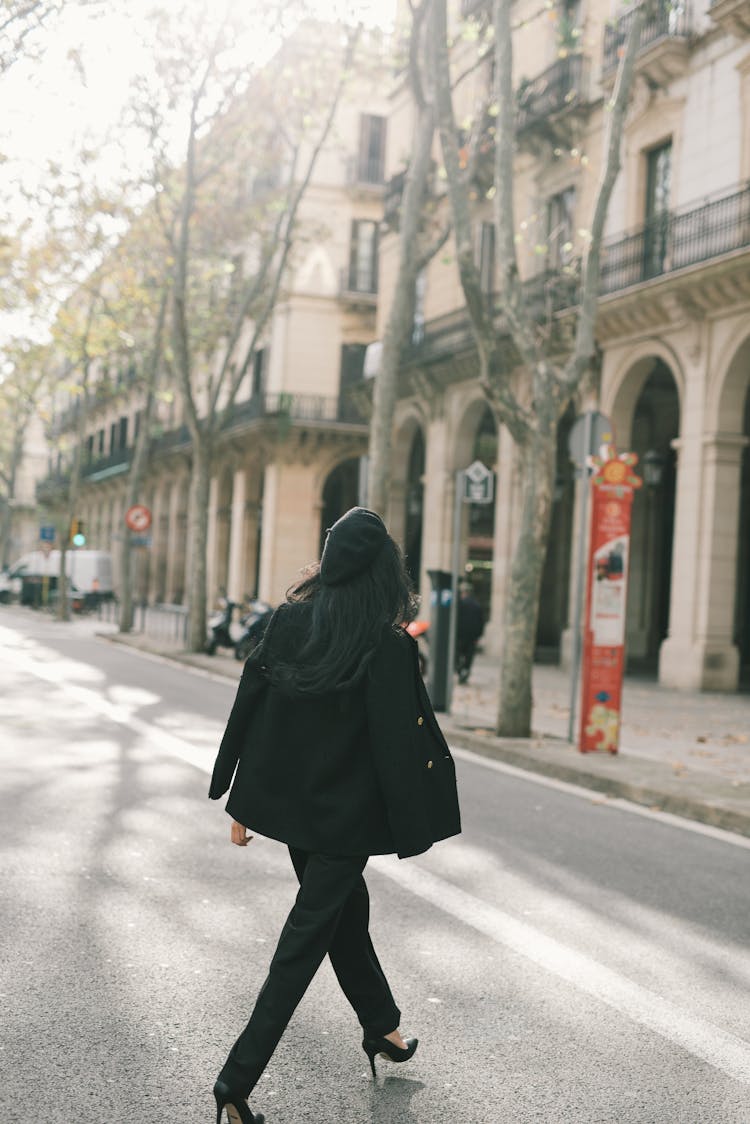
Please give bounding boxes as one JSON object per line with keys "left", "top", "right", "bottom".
{"left": 208, "top": 507, "right": 461, "bottom": 1124}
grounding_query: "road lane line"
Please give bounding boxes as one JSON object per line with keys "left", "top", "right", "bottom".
{"left": 369, "top": 857, "right": 750, "bottom": 1087}
{"left": 450, "top": 745, "right": 750, "bottom": 851}
{"left": 7, "top": 644, "right": 750, "bottom": 1085}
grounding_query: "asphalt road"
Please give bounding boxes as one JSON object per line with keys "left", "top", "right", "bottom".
{"left": 1, "top": 607, "right": 749, "bottom": 1124}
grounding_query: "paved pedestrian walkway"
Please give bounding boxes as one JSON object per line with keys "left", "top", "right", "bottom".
{"left": 441, "top": 651, "right": 750, "bottom": 837}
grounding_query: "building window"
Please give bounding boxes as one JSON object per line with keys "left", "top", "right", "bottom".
{"left": 118, "top": 416, "right": 128, "bottom": 449}
{"left": 356, "top": 114, "right": 386, "bottom": 183}
{"left": 478, "top": 221, "right": 495, "bottom": 294}
{"left": 85, "top": 434, "right": 94, "bottom": 464}
{"left": 340, "top": 343, "right": 368, "bottom": 384}
{"left": 109, "top": 421, "right": 117, "bottom": 453}
{"left": 97, "top": 429, "right": 105, "bottom": 455}
{"left": 546, "top": 186, "right": 576, "bottom": 271}
{"left": 644, "top": 140, "right": 672, "bottom": 278}
{"left": 348, "top": 220, "right": 379, "bottom": 293}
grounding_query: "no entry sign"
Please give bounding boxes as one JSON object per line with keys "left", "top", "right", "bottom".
{"left": 579, "top": 450, "right": 642, "bottom": 754}
{"left": 125, "top": 504, "right": 152, "bottom": 533}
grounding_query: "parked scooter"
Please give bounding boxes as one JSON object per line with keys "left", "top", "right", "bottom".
{"left": 234, "top": 599, "right": 274, "bottom": 661}
{"left": 205, "top": 597, "right": 244, "bottom": 656}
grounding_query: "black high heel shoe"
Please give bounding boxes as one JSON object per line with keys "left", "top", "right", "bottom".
{"left": 213, "top": 1079, "right": 264, "bottom": 1124}
{"left": 362, "top": 1035, "right": 419, "bottom": 1078}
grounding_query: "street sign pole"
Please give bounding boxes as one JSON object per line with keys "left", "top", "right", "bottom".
{"left": 446, "top": 470, "right": 464, "bottom": 713}
{"left": 567, "top": 410, "right": 593, "bottom": 743}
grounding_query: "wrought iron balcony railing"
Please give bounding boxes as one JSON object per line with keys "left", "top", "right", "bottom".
{"left": 346, "top": 154, "right": 386, "bottom": 187}
{"left": 603, "top": 1, "right": 691, "bottom": 73}
{"left": 408, "top": 181, "right": 750, "bottom": 363}
{"left": 600, "top": 181, "right": 750, "bottom": 293}
{"left": 516, "top": 55, "right": 589, "bottom": 132}
{"left": 81, "top": 447, "right": 132, "bottom": 480}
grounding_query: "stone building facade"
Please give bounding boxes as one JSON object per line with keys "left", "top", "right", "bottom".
{"left": 38, "top": 35, "right": 391, "bottom": 610}
{"left": 378, "top": 0, "right": 750, "bottom": 692}
{"left": 33, "top": 3, "right": 750, "bottom": 693}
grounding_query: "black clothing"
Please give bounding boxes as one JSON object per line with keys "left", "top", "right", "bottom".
{"left": 456, "top": 594, "right": 484, "bottom": 683}
{"left": 218, "top": 848, "right": 400, "bottom": 1098}
{"left": 209, "top": 606, "right": 461, "bottom": 860}
{"left": 320, "top": 506, "right": 388, "bottom": 585}
{"left": 210, "top": 598, "right": 460, "bottom": 1100}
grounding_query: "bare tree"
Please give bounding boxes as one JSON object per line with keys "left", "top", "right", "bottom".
{"left": 160, "top": 19, "right": 361, "bottom": 649}
{"left": 430, "top": 0, "right": 646, "bottom": 735}
{"left": 0, "top": 342, "right": 50, "bottom": 566}
{"left": 366, "top": 0, "right": 451, "bottom": 514}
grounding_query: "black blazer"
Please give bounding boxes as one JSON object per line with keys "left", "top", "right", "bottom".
{"left": 209, "top": 613, "right": 461, "bottom": 859}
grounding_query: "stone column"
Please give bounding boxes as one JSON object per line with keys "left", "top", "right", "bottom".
{"left": 205, "top": 475, "right": 220, "bottom": 608}
{"left": 257, "top": 461, "right": 320, "bottom": 605}
{"left": 227, "top": 466, "right": 248, "bottom": 602}
{"left": 659, "top": 432, "right": 748, "bottom": 690}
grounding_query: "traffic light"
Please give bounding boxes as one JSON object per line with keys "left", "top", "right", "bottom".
{"left": 70, "top": 518, "right": 86, "bottom": 547}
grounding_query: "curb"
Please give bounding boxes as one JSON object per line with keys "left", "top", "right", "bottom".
{"left": 440, "top": 721, "right": 750, "bottom": 839}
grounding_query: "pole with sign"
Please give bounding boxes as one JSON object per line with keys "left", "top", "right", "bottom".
{"left": 578, "top": 448, "right": 642, "bottom": 753}
{"left": 446, "top": 460, "right": 494, "bottom": 712}
{"left": 566, "top": 410, "right": 613, "bottom": 742}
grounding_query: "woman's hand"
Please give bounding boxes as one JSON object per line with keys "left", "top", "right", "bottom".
{"left": 231, "top": 819, "right": 253, "bottom": 847}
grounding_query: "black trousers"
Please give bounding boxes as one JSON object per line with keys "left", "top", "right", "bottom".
{"left": 219, "top": 847, "right": 401, "bottom": 1097}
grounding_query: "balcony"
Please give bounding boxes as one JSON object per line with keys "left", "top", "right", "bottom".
{"left": 407, "top": 182, "right": 750, "bottom": 366}
{"left": 709, "top": 0, "right": 750, "bottom": 38}
{"left": 81, "top": 446, "right": 131, "bottom": 482}
{"left": 602, "top": 1, "right": 691, "bottom": 87}
{"left": 339, "top": 267, "right": 378, "bottom": 306}
{"left": 516, "top": 55, "right": 590, "bottom": 139}
{"left": 226, "top": 391, "right": 367, "bottom": 428}
{"left": 346, "top": 154, "right": 385, "bottom": 190}
{"left": 599, "top": 182, "right": 750, "bottom": 293}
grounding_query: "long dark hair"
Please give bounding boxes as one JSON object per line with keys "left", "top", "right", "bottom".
{"left": 257, "top": 534, "right": 418, "bottom": 695}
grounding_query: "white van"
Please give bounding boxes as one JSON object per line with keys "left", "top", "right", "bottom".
{"left": 0, "top": 550, "right": 114, "bottom": 605}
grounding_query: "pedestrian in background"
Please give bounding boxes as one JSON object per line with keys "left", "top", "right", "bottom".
{"left": 208, "top": 507, "right": 461, "bottom": 1124}
{"left": 456, "top": 581, "right": 484, "bottom": 685}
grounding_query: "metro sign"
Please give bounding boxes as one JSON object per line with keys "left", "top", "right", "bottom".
{"left": 462, "top": 459, "right": 494, "bottom": 505}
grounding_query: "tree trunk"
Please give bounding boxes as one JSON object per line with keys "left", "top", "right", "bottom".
{"left": 185, "top": 433, "right": 211, "bottom": 651}
{"left": 496, "top": 410, "right": 557, "bottom": 736}
{"left": 0, "top": 431, "right": 22, "bottom": 568}
{"left": 119, "top": 292, "right": 167, "bottom": 633}
{"left": 368, "top": 102, "right": 435, "bottom": 515}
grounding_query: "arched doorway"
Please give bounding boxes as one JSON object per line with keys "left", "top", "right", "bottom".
{"left": 627, "top": 359, "right": 680, "bottom": 670}
{"left": 536, "top": 405, "right": 575, "bottom": 660}
{"left": 736, "top": 386, "right": 750, "bottom": 686}
{"left": 319, "top": 457, "right": 360, "bottom": 555}
{"left": 404, "top": 428, "right": 425, "bottom": 586}
{"left": 465, "top": 405, "right": 497, "bottom": 621}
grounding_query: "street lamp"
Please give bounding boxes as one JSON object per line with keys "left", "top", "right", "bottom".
{"left": 642, "top": 448, "right": 666, "bottom": 489}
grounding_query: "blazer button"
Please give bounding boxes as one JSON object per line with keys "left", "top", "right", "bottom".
{"left": 427, "top": 760, "right": 433, "bottom": 768}
{"left": 417, "top": 716, "right": 424, "bottom": 726}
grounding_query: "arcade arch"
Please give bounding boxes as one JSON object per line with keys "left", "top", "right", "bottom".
{"left": 319, "top": 456, "right": 360, "bottom": 555}
{"left": 617, "top": 358, "right": 681, "bottom": 669}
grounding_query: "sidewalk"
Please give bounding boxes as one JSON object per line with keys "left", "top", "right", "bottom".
{"left": 102, "top": 627, "right": 750, "bottom": 838}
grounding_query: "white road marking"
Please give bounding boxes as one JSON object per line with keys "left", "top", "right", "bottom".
{"left": 6, "top": 641, "right": 750, "bottom": 1086}
{"left": 449, "top": 745, "right": 750, "bottom": 851}
{"left": 368, "top": 856, "right": 750, "bottom": 1087}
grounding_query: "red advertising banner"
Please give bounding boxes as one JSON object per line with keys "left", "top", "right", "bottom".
{"left": 579, "top": 450, "right": 642, "bottom": 754}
